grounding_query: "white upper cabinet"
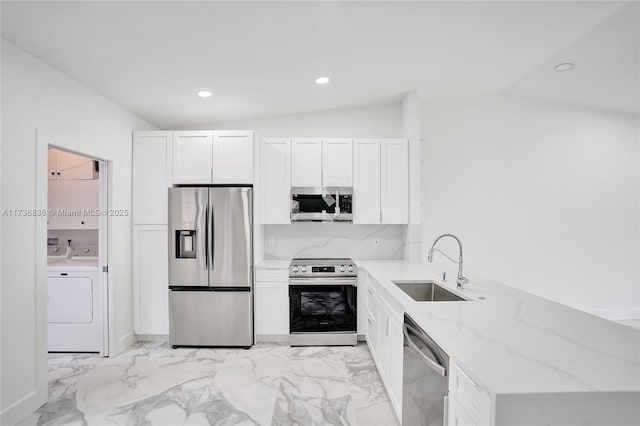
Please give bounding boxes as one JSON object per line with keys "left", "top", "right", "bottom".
{"left": 173, "top": 130, "right": 254, "bottom": 184}
{"left": 291, "top": 138, "right": 322, "bottom": 187}
{"left": 322, "top": 138, "right": 353, "bottom": 187}
{"left": 353, "top": 138, "right": 408, "bottom": 225}
{"left": 172, "top": 131, "right": 213, "bottom": 184}
{"left": 213, "top": 131, "right": 254, "bottom": 184}
{"left": 353, "top": 139, "right": 381, "bottom": 224}
{"left": 381, "top": 139, "right": 409, "bottom": 224}
{"left": 260, "top": 138, "right": 291, "bottom": 224}
{"left": 48, "top": 148, "right": 97, "bottom": 180}
{"left": 133, "top": 131, "right": 172, "bottom": 225}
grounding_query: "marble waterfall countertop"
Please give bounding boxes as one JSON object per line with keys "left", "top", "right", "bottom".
{"left": 355, "top": 260, "right": 640, "bottom": 396}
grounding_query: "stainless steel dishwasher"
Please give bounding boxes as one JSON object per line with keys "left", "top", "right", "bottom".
{"left": 402, "top": 314, "right": 449, "bottom": 426}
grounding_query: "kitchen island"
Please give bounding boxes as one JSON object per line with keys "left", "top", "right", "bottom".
{"left": 356, "top": 260, "right": 640, "bottom": 426}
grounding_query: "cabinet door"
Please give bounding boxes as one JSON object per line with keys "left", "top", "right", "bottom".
{"left": 381, "top": 139, "right": 409, "bottom": 224}
{"left": 133, "top": 225, "right": 169, "bottom": 335}
{"left": 255, "top": 281, "right": 289, "bottom": 335}
{"left": 260, "top": 138, "right": 291, "bottom": 224}
{"left": 172, "top": 131, "right": 213, "bottom": 184}
{"left": 213, "top": 131, "right": 254, "bottom": 184}
{"left": 55, "top": 150, "right": 97, "bottom": 180}
{"left": 322, "top": 138, "right": 352, "bottom": 187}
{"left": 376, "top": 301, "right": 391, "bottom": 382}
{"left": 291, "top": 138, "right": 322, "bottom": 187}
{"left": 388, "top": 313, "right": 404, "bottom": 418}
{"left": 133, "top": 131, "right": 172, "bottom": 225}
{"left": 47, "top": 179, "right": 99, "bottom": 229}
{"left": 48, "top": 148, "right": 58, "bottom": 180}
{"left": 353, "top": 139, "right": 381, "bottom": 224}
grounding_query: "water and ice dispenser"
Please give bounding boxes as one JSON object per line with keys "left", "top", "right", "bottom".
{"left": 175, "top": 230, "right": 196, "bottom": 259}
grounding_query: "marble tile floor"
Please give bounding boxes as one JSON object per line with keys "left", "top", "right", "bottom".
{"left": 18, "top": 342, "right": 399, "bottom": 426}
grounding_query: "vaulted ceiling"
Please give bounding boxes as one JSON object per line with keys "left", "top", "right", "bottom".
{"left": 2, "top": 1, "right": 637, "bottom": 128}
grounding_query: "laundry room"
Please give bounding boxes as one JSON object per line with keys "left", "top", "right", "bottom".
{"left": 46, "top": 147, "right": 104, "bottom": 353}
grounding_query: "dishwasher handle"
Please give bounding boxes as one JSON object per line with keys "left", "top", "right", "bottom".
{"left": 403, "top": 323, "right": 447, "bottom": 377}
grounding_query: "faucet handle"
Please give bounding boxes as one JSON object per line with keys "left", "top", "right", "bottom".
{"left": 457, "top": 276, "right": 469, "bottom": 289}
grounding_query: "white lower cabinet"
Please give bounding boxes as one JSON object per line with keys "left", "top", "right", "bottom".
{"left": 133, "top": 225, "right": 169, "bottom": 335}
{"left": 388, "top": 312, "right": 404, "bottom": 412}
{"left": 364, "top": 271, "right": 403, "bottom": 421}
{"left": 448, "top": 360, "right": 493, "bottom": 426}
{"left": 255, "top": 269, "right": 289, "bottom": 339}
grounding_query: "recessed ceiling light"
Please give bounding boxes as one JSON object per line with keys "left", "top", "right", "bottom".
{"left": 554, "top": 63, "right": 574, "bottom": 72}
{"left": 315, "top": 75, "right": 330, "bottom": 85}
{"left": 197, "top": 90, "right": 213, "bottom": 98}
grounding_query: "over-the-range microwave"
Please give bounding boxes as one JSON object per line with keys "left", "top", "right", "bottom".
{"left": 290, "top": 187, "right": 353, "bottom": 222}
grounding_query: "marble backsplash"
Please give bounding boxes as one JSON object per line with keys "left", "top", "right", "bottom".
{"left": 263, "top": 223, "right": 408, "bottom": 260}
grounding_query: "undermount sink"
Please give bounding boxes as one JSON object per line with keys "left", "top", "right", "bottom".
{"left": 393, "top": 281, "right": 467, "bottom": 302}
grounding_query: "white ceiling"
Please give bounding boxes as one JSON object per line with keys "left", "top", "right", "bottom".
{"left": 1, "top": 1, "right": 637, "bottom": 128}
{"left": 508, "top": 1, "right": 639, "bottom": 114}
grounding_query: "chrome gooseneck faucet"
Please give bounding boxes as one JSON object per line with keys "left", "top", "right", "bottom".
{"left": 427, "top": 233, "right": 469, "bottom": 289}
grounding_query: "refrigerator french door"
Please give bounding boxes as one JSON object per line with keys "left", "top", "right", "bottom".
{"left": 168, "top": 186, "right": 253, "bottom": 347}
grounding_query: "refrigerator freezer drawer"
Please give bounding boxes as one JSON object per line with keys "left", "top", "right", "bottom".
{"left": 169, "top": 290, "right": 253, "bottom": 347}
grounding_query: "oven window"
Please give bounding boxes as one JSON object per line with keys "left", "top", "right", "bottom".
{"left": 289, "top": 285, "right": 357, "bottom": 333}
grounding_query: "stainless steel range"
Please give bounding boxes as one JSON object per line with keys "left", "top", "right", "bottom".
{"left": 289, "top": 258, "right": 358, "bottom": 346}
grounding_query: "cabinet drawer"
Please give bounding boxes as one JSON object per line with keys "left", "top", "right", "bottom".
{"left": 451, "top": 363, "right": 491, "bottom": 421}
{"left": 255, "top": 269, "right": 289, "bottom": 282}
{"left": 452, "top": 397, "right": 480, "bottom": 426}
{"left": 366, "top": 284, "right": 377, "bottom": 315}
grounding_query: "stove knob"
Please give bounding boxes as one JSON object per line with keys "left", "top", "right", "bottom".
{"left": 292, "top": 265, "right": 299, "bottom": 273}
{"left": 301, "top": 265, "right": 307, "bottom": 273}
{"left": 339, "top": 265, "right": 346, "bottom": 272}
{"left": 348, "top": 265, "right": 354, "bottom": 272}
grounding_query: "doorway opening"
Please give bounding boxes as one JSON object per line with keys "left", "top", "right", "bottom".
{"left": 43, "top": 143, "right": 111, "bottom": 357}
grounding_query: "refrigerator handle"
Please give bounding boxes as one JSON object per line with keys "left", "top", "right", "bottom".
{"left": 209, "top": 202, "right": 215, "bottom": 270}
{"left": 204, "top": 202, "right": 209, "bottom": 271}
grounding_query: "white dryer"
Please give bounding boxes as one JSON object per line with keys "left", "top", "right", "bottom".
{"left": 47, "top": 246, "right": 101, "bottom": 352}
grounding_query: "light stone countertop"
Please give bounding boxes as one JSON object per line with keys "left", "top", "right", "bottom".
{"left": 354, "top": 260, "right": 640, "bottom": 396}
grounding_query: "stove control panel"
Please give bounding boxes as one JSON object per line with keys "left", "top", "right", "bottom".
{"left": 289, "top": 259, "right": 357, "bottom": 277}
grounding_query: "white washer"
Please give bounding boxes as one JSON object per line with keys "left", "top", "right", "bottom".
{"left": 47, "top": 246, "right": 101, "bottom": 352}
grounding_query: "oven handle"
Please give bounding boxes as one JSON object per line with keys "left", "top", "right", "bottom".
{"left": 289, "top": 278, "right": 357, "bottom": 286}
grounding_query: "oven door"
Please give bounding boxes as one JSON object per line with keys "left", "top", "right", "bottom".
{"left": 289, "top": 278, "right": 357, "bottom": 334}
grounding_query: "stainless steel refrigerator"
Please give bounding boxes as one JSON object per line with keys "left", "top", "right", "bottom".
{"left": 168, "top": 186, "right": 253, "bottom": 347}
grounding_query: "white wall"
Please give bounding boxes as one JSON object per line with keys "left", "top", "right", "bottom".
{"left": 422, "top": 94, "right": 639, "bottom": 319}
{"left": 197, "top": 102, "right": 402, "bottom": 138}
{"left": 0, "top": 40, "right": 154, "bottom": 424}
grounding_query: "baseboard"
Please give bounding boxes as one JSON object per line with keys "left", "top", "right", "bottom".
{"left": 115, "top": 331, "right": 137, "bottom": 354}
{"left": 0, "top": 390, "right": 45, "bottom": 426}
{"left": 256, "top": 334, "right": 289, "bottom": 343}
{"left": 136, "top": 334, "right": 169, "bottom": 342}
{"left": 587, "top": 309, "right": 640, "bottom": 321}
